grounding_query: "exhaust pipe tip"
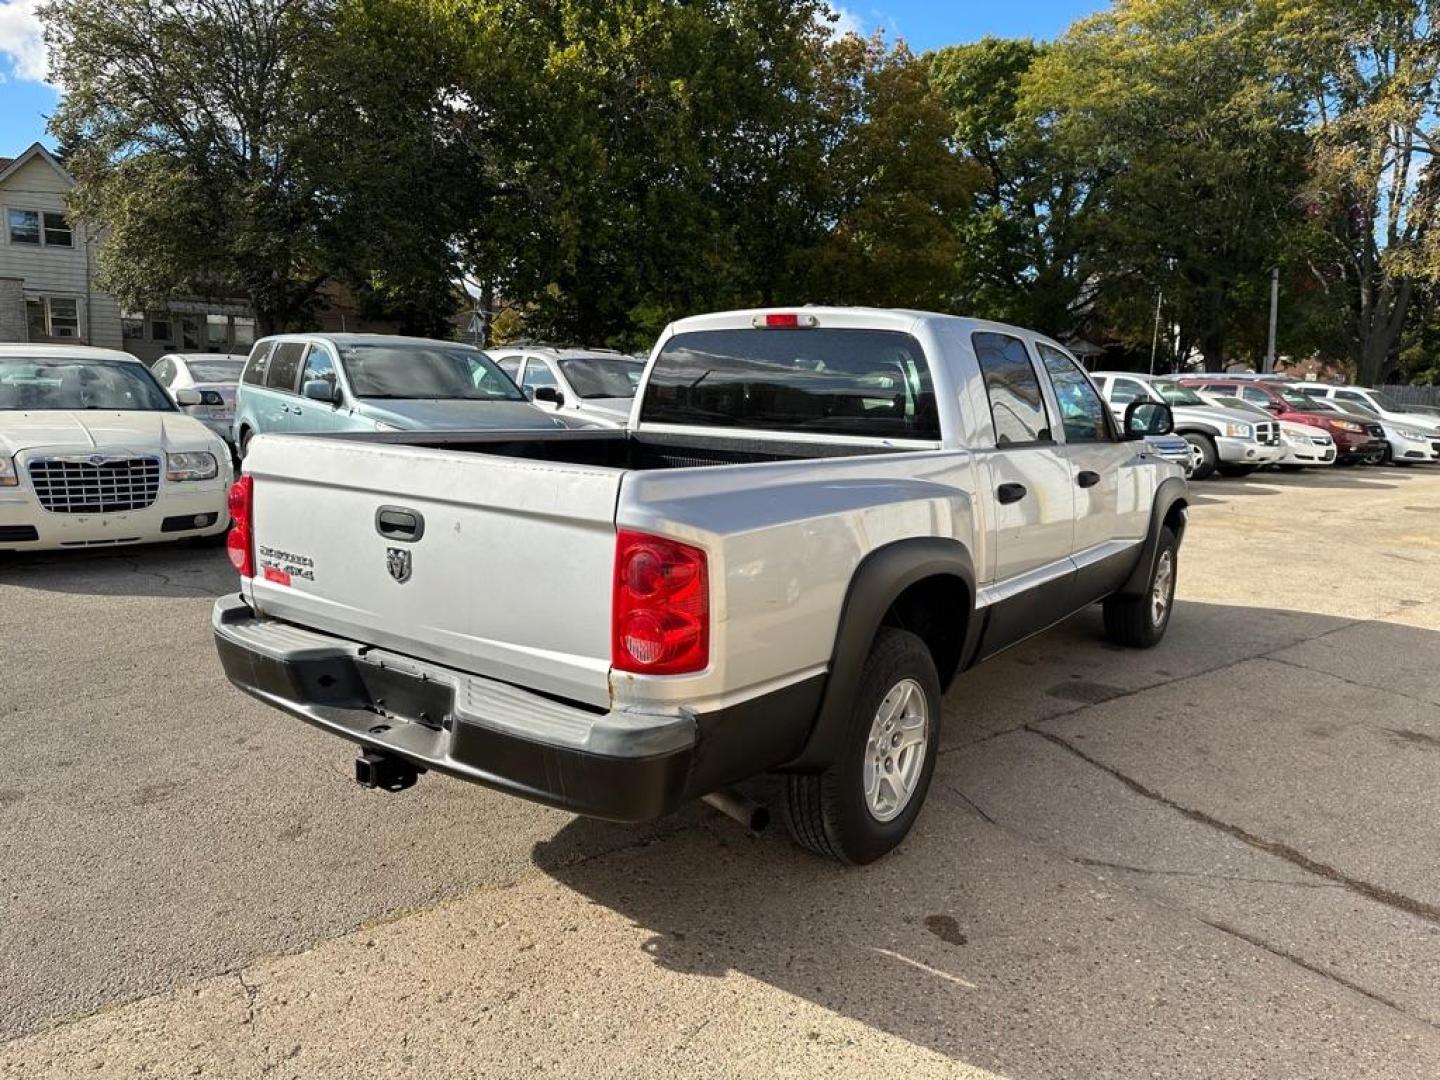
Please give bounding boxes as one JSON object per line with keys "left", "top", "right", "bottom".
{"left": 702, "top": 789, "right": 770, "bottom": 833}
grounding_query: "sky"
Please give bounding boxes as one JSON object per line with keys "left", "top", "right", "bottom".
{"left": 0, "top": 0, "right": 1103, "bottom": 157}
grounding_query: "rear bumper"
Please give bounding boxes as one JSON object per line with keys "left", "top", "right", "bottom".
{"left": 214, "top": 596, "right": 756, "bottom": 822}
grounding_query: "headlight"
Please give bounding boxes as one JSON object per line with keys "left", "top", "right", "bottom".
{"left": 374, "top": 421, "right": 403, "bottom": 432}
{"left": 1225, "top": 423, "right": 1252, "bottom": 438}
{"left": 0, "top": 456, "right": 15, "bottom": 487}
{"left": 1333, "top": 420, "right": 1364, "bottom": 433}
{"left": 1396, "top": 428, "right": 1426, "bottom": 441}
{"left": 166, "top": 451, "right": 219, "bottom": 481}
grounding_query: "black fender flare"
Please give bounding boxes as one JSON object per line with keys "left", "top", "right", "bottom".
{"left": 781, "top": 536, "right": 976, "bottom": 772}
{"left": 1118, "top": 476, "right": 1189, "bottom": 596}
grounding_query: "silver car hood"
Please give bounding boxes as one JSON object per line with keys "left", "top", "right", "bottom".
{"left": 1170, "top": 403, "right": 1265, "bottom": 428}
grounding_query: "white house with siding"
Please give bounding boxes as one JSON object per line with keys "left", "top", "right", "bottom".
{"left": 0, "top": 143, "right": 124, "bottom": 351}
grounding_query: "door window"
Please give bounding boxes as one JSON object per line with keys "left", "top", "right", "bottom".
{"left": 242, "top": 342, "right": 274, "bottom": 385}
{"left": 265, "top": 342, "right": 307, "bottom": 393}
{"left": 300, "top": 346, "right": 336, "bottom": 390}
{"left": 1037, "top": 344, "right": 1110, "bottom": 443}
{"left": 1108, "top": 378, "right": 1150, "bottom": 405}
{"left": 1238, "top": 386, "right": 1273, "bottom": 406}
{"left": 972, "top": 332, "right": 1051, "bottom": 446}
{"left": 520, "top": 358, "right": 559, "bottom": 397}
{"left": 496, "top": 355, "right": 522, "bottom": 380}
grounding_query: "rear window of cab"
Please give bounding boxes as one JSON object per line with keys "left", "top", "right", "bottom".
{"left": 639, "top": 328, "right": 940, "bottom": 440}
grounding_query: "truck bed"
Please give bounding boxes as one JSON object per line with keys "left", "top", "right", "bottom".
{"left": 314, "top": 427, "right": 915, "bottom": 469}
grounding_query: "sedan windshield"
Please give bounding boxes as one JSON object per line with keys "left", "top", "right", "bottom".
{"left": 1284, "top": 391, "right": 1324, "bottom": 411}
{"left": 187, "top": 359, "right": 245, "bottom": 382}
{"left": 557, "top": 356, "right": 645, "bottom": 399}
{"left": 0, "top": 357, "right": 176, "bottom": 411}
{"left": 1152, "top": 382, "right": 1205, "bottom": 406}
{"left": 338, "top": 344, "right": 525, "bottom": 401}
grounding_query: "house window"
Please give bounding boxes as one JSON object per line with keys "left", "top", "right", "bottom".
{"left": 181, "top": 317, "right": 200, "bottom": 350}
{"left": 26, "top": 299, "right": 45, "bottom": 338}
{"left": 121, "top": 311, "right": 144, "bottom": 339}
{"left": 47, "top": 298, "right": 80, "bottom": 338}
{"left": 206, "top": 314, "right": 229, "bottom": 350}
{"left": 42, "top": 213, "right": 72, "bottom": 247}
{"left": 8, "top": 209, "right": 40, "bottom": 245}
{"left": 151, "top": 318, "right": 173, "bottom": 343}
{"left": 233, "top": 316, "right": 255, "bottom": 348}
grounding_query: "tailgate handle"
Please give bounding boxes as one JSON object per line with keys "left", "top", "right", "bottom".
{"left": 375, "top": 506, "right": 425, "bottom": 542}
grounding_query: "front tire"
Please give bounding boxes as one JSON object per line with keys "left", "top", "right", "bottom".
{"left": 1181, "top": 433, "right": 1218, "bottom": 480}
{"left": 783, "top": 628, "right": 941, "bottom": 865}
{"left": 1103, "top": 526, "right": 1178, "bottom": 648}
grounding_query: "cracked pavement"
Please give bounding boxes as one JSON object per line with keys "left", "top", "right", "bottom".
{"left": 3, "top": 466, "right": 1440, "bottom": 1078}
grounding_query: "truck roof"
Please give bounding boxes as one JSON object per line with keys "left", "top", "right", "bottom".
{"left": 256, "top": 333, "right": 483, "bottom": 350}
{"left": 0, "top": 343, "right": 141, "bottom": 363}
{"left": 664, "top": 307, "right": 1072, "bottom": 351}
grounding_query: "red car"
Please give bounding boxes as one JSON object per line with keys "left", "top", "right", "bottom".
{"left": 1176, "top": 377, "right": 1388, "bottom": 465}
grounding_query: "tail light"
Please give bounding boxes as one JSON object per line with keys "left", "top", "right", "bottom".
{"left": 226, "top": 475, "right": 254, "bottom": 577}
{"left": 612, "top": 530, "right": 709, "bottom": 675}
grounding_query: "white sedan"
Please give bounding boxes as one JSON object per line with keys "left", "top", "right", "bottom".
{"left": 0, "top": 345, "right": 232, "bottom": 553}
{"left": 1199, "top": 393, "right": 1335, "bottom": 468}
{"left": 150, "top": 352, "right": 247, "bottom": 450}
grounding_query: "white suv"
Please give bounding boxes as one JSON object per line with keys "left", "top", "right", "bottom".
{"left": 0, "top": 345, "right": 232, "bottom": 552}
{"left": 488, "top": 345, "right": 645, "bottom": 427}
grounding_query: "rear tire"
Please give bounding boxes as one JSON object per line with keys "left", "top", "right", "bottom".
{"left": 783, "top": 628, "right": 941, "bottom": 865}
{"left": 1217, "top": 464, "right": 1257, "bottom": 478}
{"left": 1103, "top": 526, "right": 1178, "bottom": 649}
{"left": 1181, "top": 433, "right": 1218, "bottom": 480}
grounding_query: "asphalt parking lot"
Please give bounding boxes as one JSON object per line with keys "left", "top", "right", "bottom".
{"left": 3, "top": 466, "right": 1440, "bottom": 1079}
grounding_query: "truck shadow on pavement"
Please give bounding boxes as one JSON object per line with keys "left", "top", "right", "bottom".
{"left": 535, "top": 600, "right": 1440, "bottom": 1078}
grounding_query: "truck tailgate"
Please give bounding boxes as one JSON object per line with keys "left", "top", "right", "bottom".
{"left": 241, "top": 434, "right": 621, "bottom": 708}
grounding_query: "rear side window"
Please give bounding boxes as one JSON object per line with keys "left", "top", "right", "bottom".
{"left": 266, "top": 343, "right": 307, "bottom": 392}
{"left": 972, "top": 332, "right": 1050, "bottom": 446}
{"left": 242, "top": 342, "right": 273, "bottom": 386}
{"left": 640, "top": 328, "right": 939, "bottom": 439}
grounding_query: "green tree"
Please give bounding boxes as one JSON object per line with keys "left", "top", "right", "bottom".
{"left": 799, "top": 35, "right": 978, "bottom": 311}
{"left": 44, "top": 0, "right": 337, "bottom": 331}
{"left": 931, "top": 37, "right": 1090, "bottom": 336}
{"left": 1021, "top": 0, "right": 1311, "bottom": 369}
{"left": 1273, "top": 0, "right": 1440, "bottom": 384}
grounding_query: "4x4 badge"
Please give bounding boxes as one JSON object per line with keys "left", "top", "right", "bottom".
{"left": 386, "top": 547, "right": 412, "bottom": 583}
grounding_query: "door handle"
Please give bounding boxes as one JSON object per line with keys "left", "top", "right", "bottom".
{"left": 375, "top": 505, "right": 426, "bottom": 542}
{"left": 996, "top": 482, "right": 1028, "bottom": 505}
{"left": 1077, "top": 470, "right": 1102, "bottom": 488}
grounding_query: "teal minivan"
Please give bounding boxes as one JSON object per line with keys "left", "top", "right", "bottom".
{"left": 233, "top": 334, "right": 564, "bottom": 455}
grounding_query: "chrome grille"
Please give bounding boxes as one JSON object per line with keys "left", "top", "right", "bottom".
{"left": 1256, "top": 421, "right": 1281, "bottom": 446}
{"left": 28, "top": 455, "right": 161, "bottom": 514}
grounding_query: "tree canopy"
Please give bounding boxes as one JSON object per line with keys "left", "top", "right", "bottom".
{"left": 37, "top": 0, "right": 1440, "bottom": 379}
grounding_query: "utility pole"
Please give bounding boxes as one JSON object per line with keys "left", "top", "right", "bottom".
{"left": 1149, "top": 289, "right": 1163, "bottom": 375}
{"left": 1264, "top": 266, "right": 1279, "bottom": 373}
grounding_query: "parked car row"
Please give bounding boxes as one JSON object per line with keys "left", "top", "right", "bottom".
{"left": 1089, "top": 370, "right": 1439, "bottom": 479}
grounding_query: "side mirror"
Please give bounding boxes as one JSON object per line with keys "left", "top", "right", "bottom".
{"left": 1265, "top": 400, "right": 1285, "bottom": 412}
{"left": 533, "top": 386, "right": 564, "bottom": 406}
{"left": 303, "top": 379, "right": 340, "bottom": 405}
{"left": 174, "top": 388, "right": 201, "bottom": 406}
{"left": 1124, "top": 400, "right": 1174, "bottom": 438}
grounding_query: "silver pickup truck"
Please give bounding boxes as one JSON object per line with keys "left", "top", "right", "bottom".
{"left": 214, "top": 308, "right": 1188, "bottom": 863}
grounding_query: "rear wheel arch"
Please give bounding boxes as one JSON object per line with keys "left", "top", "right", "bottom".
{"left": 782, "top": 537, "right": 976, "bottom": 772}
